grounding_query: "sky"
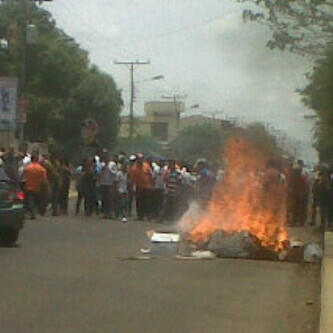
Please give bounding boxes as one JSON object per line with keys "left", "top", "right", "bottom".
{"left": 43, "top": 0, "right": 318, "bottom": 163}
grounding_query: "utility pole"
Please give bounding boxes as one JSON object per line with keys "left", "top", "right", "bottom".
{"left": 114, "top": 60, "right": 150, "bottom": 146}
{"left": 161, "top": 94, "right": 187, "bottom": 131}
{"left": 16, "top": 0, "right": 52, "bottom": 146}
{"left": 19, "top": 0, "right": 28, "bottom": 145}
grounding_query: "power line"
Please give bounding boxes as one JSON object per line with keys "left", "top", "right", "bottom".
{"left": 47, "top": 0, "right": 226, "bottom": 51}
{"left": 114, "top": 60, "right": 150, "bottom": 145}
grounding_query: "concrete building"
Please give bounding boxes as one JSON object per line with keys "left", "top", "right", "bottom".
{"left": 119, "top": 101, "right": 231, "bottom": 143}
{"left": 119, "top": 101, "right": 185, "bottom": 142}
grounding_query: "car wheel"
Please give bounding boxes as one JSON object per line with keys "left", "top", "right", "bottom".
{"left": 0, "top": 229, "right": 19, "bottom": 246}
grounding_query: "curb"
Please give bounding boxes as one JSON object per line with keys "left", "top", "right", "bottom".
{"left": 320, "top": 232, "right": 333, "bottom": 332}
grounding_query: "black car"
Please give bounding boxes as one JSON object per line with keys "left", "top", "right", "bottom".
{"left": 0, "top": 168, "right": 25, "bottom": 245}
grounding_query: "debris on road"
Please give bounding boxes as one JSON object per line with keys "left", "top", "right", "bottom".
{"left": 278, "top": 250, "right": 288, "bottom": 261}
{"left": 174, "top": 254, "right": 212, "bottom": 260}
{"left": 145, "top": 230, "right": 180, "bottom": 256}
{"left": 119, "top": 256, "right": 152, "bottom": 260}
{"left": 304, "top": 243, "right": 323, "bottom": 263}
{"left": 135, "top": 229, "right": 321, "bottom": 263}
{"left": 191, "top": 250, "right": 216, "bottom": 259}
{"left": 207, "top": 231, "right": 261, "bottom": 259}
{"left": 287, "top": 240, "right": 304, "bottom": 262}
{"left": 148, "top": 231, "right": 180, "bottom": 243}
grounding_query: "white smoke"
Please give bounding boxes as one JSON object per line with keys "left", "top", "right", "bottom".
{"left": 177, "top": 201, "right": 205, "bottom": 234}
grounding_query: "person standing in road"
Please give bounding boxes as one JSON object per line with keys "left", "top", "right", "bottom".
{"left": 22, "top": 155, "right": 48, "bottom": 219}
{"left": 74, "top": 163, "right": 84, "bottom": 215}
{"left": 152, "top": 159, "right": 166, "bottom": 219}
{"left": 195, "top": 159, "right": 216, "bottom": 207}
{"left": 311, "top": 170, "right": 330, "bottom": 227}
{"left": 287, "top": 161, "right": 310, "bottom": 226}
{"left": 130, "top": 153, "right": 153, "bottom": 220}
{"left": 81, "top": 159, "right": 96, "bottom": 217}
{"left": 99, "top": 154, "right": 117, "bottom": 219}
{"left": 127, "top": 154, "right": 137, "bottom": 217}
{"left": 164, "top": 160, "right": 182, "bottom": 221}
{"left": 59, "top": 158, "right": 71, "bottom": 215}
{"left": 117, "top": 162, "right": 129, "bottom": 223}
{"left": 2, "top": 145, "right": 20, "bottom": 181}
{"left": 44, "top": 153, "right": 62, "bottom": 216}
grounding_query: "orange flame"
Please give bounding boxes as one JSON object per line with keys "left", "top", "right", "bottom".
{"left": 189, "top": 137, "right": 288, "bottom": 251}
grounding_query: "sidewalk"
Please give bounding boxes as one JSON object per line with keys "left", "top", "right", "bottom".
{"left": 320, "top": 232, "right": 333, "bottom": 333}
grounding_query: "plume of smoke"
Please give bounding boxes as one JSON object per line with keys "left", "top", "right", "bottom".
{"left": 177, "top": 201, "right": 204, "bottom": 234}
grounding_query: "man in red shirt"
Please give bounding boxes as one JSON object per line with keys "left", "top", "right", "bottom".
{"left": 23, "top": 155, "right": 48, "bottom": 219}
{"left": 130, "top": 153, "right": 153, "bottom": 220}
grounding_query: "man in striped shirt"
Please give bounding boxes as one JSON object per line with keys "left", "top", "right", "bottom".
{"left": 164, "top": 160, "right": 182, "bottom": 221}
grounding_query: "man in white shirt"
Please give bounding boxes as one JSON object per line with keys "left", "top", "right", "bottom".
{"left": 99, "top": 155, "right": 117, "bottom": 219}
{"left": 117, "top": 162, "right": 129, "bottom": 222}
{"left": 152, "top": 159, "right": 167, "bottom": 218}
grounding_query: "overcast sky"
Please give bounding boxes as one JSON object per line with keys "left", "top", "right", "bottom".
{"left": 43, "top": 0, "right": 317, "bottom": 162}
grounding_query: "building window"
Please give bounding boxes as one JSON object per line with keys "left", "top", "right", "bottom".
{"left": 151, "top": 122, "right": 168, "bottom": 141}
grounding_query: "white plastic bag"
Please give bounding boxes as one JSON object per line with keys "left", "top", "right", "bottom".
{"left": 304, "top": 243, "right": 323, "bottom": 262}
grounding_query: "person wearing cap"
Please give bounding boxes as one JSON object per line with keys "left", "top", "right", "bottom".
{"left": 130, "top": 153, "right": 153, "bottom": 220}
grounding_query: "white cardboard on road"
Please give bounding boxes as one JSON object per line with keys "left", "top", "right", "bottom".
{"left": 151, "top": 232, "right": 180, "bottom": 243}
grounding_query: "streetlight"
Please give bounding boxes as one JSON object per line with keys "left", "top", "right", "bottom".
{"left": 135, "top": 75, "right": 164, "bottom": 83}
{"left": 151, "top": 75, "right": 164, "bottom": 81}
{"left": 123, "top": 73, "right": 163, "bottom": 142}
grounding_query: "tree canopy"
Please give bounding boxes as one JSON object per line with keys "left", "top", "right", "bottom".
{"left": 169, "top": 121, "right": 280, "bottom": 167}
{"left": 170, "top": 123, "right": 225, "bottom": 167}
{"left": 239, "top": 0, "right": 333, "bottom": 56}
{"left": 300, "top": 44, "right": 333, "bottom": 163}
{"left": 113, "top": 134, "right": 165, "bottom": 158}
{"left": 237, "top": 0, "right": 333, "bottom": 163}
{"left": 0, "top": 2, "right": 123, "bottom": 158}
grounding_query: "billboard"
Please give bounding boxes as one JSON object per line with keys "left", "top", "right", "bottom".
{"left": 0, "top": 77, "right": 18, "bottom": 130}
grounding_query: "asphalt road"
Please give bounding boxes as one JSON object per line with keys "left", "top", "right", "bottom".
{"left": 0, "top": 214, "right": 321, "bottom": 333}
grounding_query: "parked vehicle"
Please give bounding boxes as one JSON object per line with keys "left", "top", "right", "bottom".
{"left": 0, "top": 168, "right": 25, "bottom": 246}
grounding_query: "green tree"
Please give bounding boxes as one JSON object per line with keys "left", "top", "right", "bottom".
{"left": 238, "top": 0, "right": 333, "bottom": 56}
{"left": 113, "top": 134, "right": 165, "bottom": 158}
{"left": 300, "top": 45, "right": 333, "bottom": 163}
{"left": 243, "top": 122, "right": 280, "bottom": 157}
{"left": 170, "top": 122, "right": 280, "bottom": 167}
{"left": 235, "top": 0, "right": 333, "bottom": 162}
{"left": 170, "top": 123, "right": 226, "bottom": 166}
{"left": 0, "top": 2, "right": 123, "bottom": 159}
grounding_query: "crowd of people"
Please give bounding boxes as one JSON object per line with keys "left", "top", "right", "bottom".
{"left": 1, "top": 145, "right": 333, "bottom": 228}
{"left": 72, "top": 150, "right": 216, "bottom": 222}
{"left": 268, "top": 158, "right": 333, "bottom": 228}
{"left": 0, "top": 147, "right": 216, "bottom": 223}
